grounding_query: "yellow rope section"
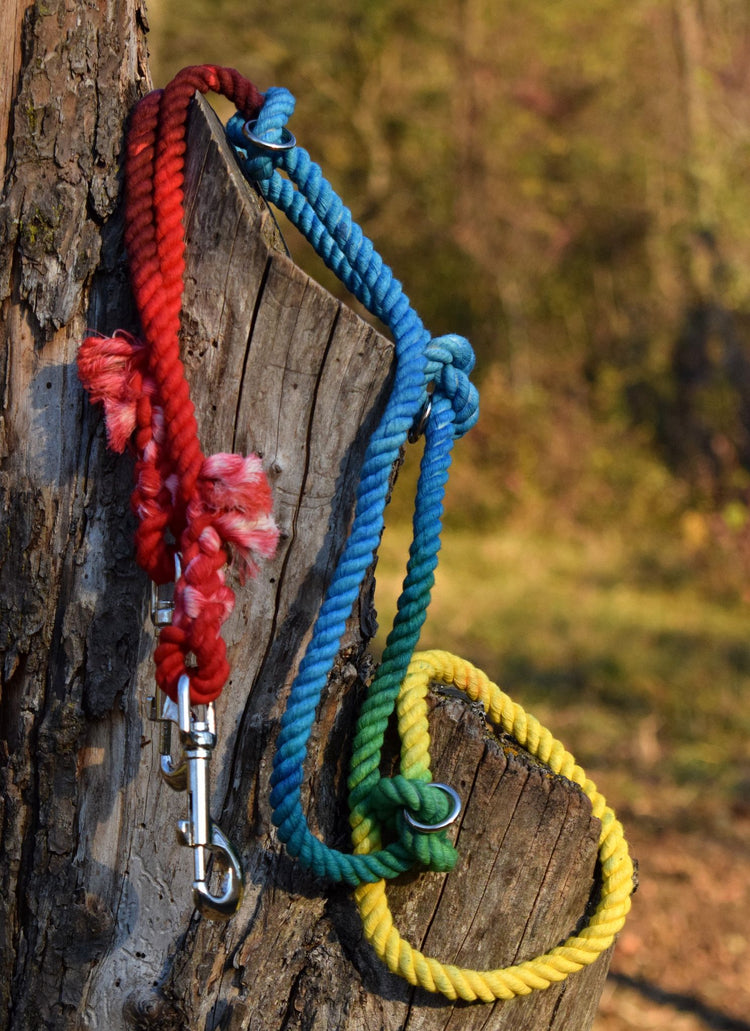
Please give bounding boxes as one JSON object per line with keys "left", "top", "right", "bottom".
{"left": 350, "top": 650, "right": 634, "bottom": 1002}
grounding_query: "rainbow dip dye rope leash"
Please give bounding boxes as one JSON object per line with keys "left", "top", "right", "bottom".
{"left": 79, "top": 66, "right": 633, "bottom": 999}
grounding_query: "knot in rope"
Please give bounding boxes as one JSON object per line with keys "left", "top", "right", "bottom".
{"left": 232, "top": 86, "right": 296, "bottom": 182}
{"left": 424, "top": 333, "right": 479, "bottom": 439}
{"left": 361, "top": 776, "right": 458, "bottom": 872}
{"left": 77, "top": 331, "right": 152, "bottom": 453}
{"left": 152, "top": 452, "right": 279, "bottom": 702}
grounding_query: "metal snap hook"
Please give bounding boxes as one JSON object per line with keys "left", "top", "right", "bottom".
{"left": 150, "top": 553, "right": 182, "bottom": 631}
{"left": 150, "top": 687, "right": 189, "bottom": 790}
{"left": 173, "top": 675, "right": 244, "bottom": 921}
{"left": 403, "top": 782, "right": 462, "bottom": 833}
{"left": 189, "top": 824, "right": 245, "bottom": 921}
{"left": 148, "top": 568, "right": 243, "bottom": 920}
{"left": 241, "top": 120, "right": 296, "bottom": 153}
{"left": 148, "top": 556, "right": 190, "bottom": 790}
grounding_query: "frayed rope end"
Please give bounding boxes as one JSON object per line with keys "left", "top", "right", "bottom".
{"left": 197, "top": 452, "right": 280, "bottom": 577}
{"left": 77, "top": 331, "right": 150, "bottom": 452}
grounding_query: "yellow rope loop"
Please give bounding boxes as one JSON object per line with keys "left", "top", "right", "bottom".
{"left": 353, "top": 649, "right": 635, "bottom": 1002}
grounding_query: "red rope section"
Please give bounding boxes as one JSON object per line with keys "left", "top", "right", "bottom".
{"left": 78, "top": 66, "right": 279, "bottom": 704}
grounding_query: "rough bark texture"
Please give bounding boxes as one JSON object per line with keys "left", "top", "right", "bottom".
{"left": 0, "top": 4, "right": 151, "bottom": 1029}
{"left": 1, "top": 7, "right": 617, "bottom": 1029}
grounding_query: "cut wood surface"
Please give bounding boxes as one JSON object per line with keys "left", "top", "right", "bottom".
{"left": 0, "top": 15, "right": 620, "bottom": 1026}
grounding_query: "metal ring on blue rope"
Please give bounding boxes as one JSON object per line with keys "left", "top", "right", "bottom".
{"left": 408, "top": 396, "right": 433, "bottom": 444}
{"left": 242, "top": 120, "right": 297, "bottom": 152}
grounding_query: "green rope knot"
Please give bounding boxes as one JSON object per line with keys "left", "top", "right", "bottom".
{"left": 362, "top": 775, "right": 459, "bottom": 873}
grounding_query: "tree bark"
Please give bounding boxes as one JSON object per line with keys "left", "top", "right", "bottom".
{"left": 1, "top": 7, "right": 619, "bottom": 1029}
{"left": 0, "top": 3, "right": 151, "bottom": 1028}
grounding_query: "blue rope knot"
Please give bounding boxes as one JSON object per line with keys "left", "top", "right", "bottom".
{"left": 424, "top": 334, "right": 479, "bottom": 439}
{"left": 229, "top": 86, "right": 296, "bottom": 182}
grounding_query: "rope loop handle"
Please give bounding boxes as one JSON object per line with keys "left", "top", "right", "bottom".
{"left": 353, "top": 650, "right": 635, "bottom": 1001}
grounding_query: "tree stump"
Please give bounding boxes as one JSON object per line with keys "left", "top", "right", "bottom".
{"left": 0, "top": 9, "right": 621, "bottom": 1028}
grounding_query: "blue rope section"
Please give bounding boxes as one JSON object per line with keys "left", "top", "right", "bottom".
{"left": 226, "top": 88, "right": 479, "bottom": 885}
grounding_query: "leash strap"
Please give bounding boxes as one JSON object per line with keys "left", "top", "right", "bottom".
{"left": 227, "top": 90, "right": 479, "bottom": 884}
{"left": 78, "top": 67, "right": 632, "bottom": 988}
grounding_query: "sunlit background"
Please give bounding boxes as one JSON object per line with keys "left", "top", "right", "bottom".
{"left": 150, "top": 3, "right": 750, "bottom": 1027}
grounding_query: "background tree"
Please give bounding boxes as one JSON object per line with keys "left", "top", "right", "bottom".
{"left": 152, "top": 0, "right": 750, "bottom": 509}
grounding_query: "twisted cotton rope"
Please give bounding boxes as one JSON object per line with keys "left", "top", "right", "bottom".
{"left": 78, "top": 66, "right": 280, "bottom": 704}
{"left": 79, "top": 69, "right": 633, "bottom": 994}
{"left": 228, "top": 91, "right": 480, "bottom": 884}
{"left": 354, "top": 650, "right": 634, "bottom": 1001}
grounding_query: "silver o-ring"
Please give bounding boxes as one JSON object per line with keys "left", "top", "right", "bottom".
{"left": 242, "top": 120, "right": 296, "bottom": 153}
{"left": 407, "top": 396, "right": 433, "bottom": 444}
{"left": 403, "top": 782, "right": 462, "bottom": 833}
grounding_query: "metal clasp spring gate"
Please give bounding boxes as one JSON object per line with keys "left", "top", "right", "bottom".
{"left": 150, "top": 568, "right": 244, "bottom": 921}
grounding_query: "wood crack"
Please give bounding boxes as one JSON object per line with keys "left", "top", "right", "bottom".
{"left": 232, "top": 252, "right": 273, "bottom": 455}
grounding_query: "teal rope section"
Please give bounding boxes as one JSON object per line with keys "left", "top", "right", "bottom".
{"left": 226, "top": 88, "right": 478, "bottom": 885}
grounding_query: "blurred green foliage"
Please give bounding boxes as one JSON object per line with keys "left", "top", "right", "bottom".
{"left": 373, "top": 520, "right": 750, "bottom": 831}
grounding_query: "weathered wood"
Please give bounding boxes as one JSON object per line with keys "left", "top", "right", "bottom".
{"left": 78, "top": 94, "right": 397, "bottom": 1028}
{"left": 0, "top": 10, "right": 619, "bottom": 1027}
{"left": 0, "top": 4, "right": 150, "bottom": 1030}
